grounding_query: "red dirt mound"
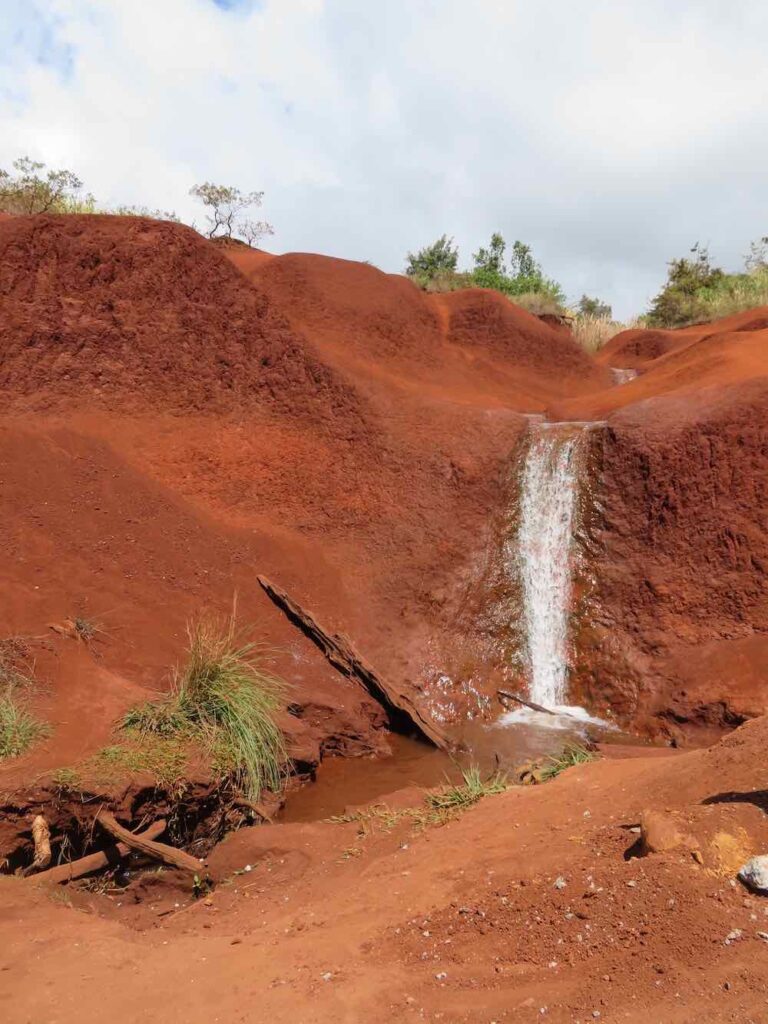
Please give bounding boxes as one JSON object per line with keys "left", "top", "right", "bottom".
{"left": 228, "top": 246, "right": 611, "bottom": 408}
{"left": 0, "top": 215, "right": 360, "bottom": 425}
{"left": 599, "top": 305, "right": 768, "bottom": 370}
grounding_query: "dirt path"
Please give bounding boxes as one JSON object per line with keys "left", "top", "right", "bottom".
{"left": 4, "top": 720, "right": 768, "bottom": 1023}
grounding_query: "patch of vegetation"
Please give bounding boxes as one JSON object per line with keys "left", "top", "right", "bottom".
{"left": 426, "top": 763, "right": 508, "bottom": 812}
{"left": 123, "top": 613, "right": 287, "bottom": 799}
{"left": 72, "top": 616, "right": 102, "bottom": 644}
{"left": 406, "top": 235, "right": 459, "bottom": 280}
{"left": 0, "top": 639, "right": 49, "bottom": 759}
{"left": 647, "top": 239, "right": 768, "bottom": 327}
{"left": 571, "top": 314, "right": 625, "bottom": 353}
{"left": 330, "top": 764, "right": 508, "bottom": 840}
{"left": 190, "top": 182, "right": 273, "bottom": 245}
{"left": 0, "top": 155, "right": 271, "bottom": 245}
{"left": 89, "top": 737, "right": 189, "bottom": 788}
{"left": 510, "top": 292, "right": 567, "bottom": 317}
{"left": 0, "top": 690, "right": 49, "bottom": 759}
{"left": 51, "top": 766, "right": 83, "bottom": 792}
{"left": 578, "top": 295, "right": 613, "bottom": 319}
{"left": 405, "top": 231, "right": 565, "bottom": 312}
{"left": 538, "top": 743, "right": 596, "bottom": 782}
{"left": 0, "top": 156, "right": 92, "bottom": 215}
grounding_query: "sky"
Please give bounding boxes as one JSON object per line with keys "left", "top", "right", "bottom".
{"left": 1, "top": 0, "right": 768, "bottom": 318}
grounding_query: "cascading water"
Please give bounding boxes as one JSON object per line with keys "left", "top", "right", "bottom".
{"left": 517, "top": 424, "right": 584, "bottom": 709}
{"left": 611, "top": 367, "right": 638, "bottom": 385}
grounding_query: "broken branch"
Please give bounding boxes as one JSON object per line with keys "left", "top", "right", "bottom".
{"left": 257, "top": 575, "right": 450, "bottom": 750}
{"left": 96, "top": 810, "right": 202, "bottom": 874}
{"left": 30, "top": 820, "right": 167, "bottom": 885}
{"left": 498, "top": 689, "right": 557, "bottom": 716}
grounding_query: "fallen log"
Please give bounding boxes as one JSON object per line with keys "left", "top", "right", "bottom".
{"left": 30, "top": 820, "right": 167, "bottom": 885}
{"left": 257, "top": 575, "right": 450, "bottom": 750}
{"left": 498, "top": 689, "right": 557, "bottom": 716}
{"left": 96, "top": 811, "right": 202, "bottom": 874}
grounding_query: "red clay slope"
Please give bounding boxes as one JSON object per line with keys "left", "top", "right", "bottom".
{"left": 1, "top": 213, "right": 767, "bottom": 762}
{"left": 0, "top": 215, "right": 608, "bottom": 780}
{"left": 557, "top": 309, "right": 768, "bottom": 738}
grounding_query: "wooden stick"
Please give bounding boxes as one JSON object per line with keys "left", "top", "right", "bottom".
{"left": 498, "top": 689, "right": 557, "bottom": 716}
{"left": 96, "top": 811, "right": 202, "bottom": 874}
{"left": 257, "top": 575, "right": 450, "bottom": 750}
{"left": 30, "top": 820, "right": 167, "bottom": 885}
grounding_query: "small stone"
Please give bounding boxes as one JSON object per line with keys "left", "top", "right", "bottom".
{"left": 626, "top": 880, "right": 637, "bottom": 888}
{"left": 724, "top": 929, "right": 743, "bottom": 945}
{"left": 435, "top": 971, "right": 448, "bottom": 981}
{"left": 738, "top": 855, "right": 768, "bottom": 894}
{"left": 757, "top": 931, "right": 768, "bottom": 942}
{"left": 321, "top": 972, "right": 333, "bottom": 982}
{"left": 640, "top": 810, "right": 684, "bottom": 855}
{"left": 554, "top": 877, "right": 567, "bottom": 890}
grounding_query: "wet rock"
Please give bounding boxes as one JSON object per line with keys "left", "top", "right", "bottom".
{"left": 640, "top": 810, "right": 684, "bottom": 854}
{"left": 738, "top": 855, "right": 768, "bottom": 893}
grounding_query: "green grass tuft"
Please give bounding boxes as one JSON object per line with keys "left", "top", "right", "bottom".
{"left": 0, "top": 690, "right": 49, "bottom": 758}
{"left": 426, "top": 763, "right": 508, "bottom": 813}
{"left": 123, "top": 613, "right": 287, "bottom": 799}
{"left": 538, "top": 743, "right": 596, "bottom": 782}
{"left": 0, "top": 639, "right": 49, "bottom": 759}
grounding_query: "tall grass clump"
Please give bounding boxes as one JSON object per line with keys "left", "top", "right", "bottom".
{"left": 0, "top": 640, "right": 49, "bottom": 759}
{"left": 0, "top": 691, "right": 49, "bottom": 758}
{"left": 124, "top": 613, "right": 287, "bottom": 798}
{"left": 571, "top": 314, "right": 646, "bottom": 354}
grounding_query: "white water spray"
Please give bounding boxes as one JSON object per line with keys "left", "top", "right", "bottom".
{"left": 611, "top": 367, "right": 638, "bottom": 386}
{"left": 517, "top": 424, "right": 584, "bottom": 708}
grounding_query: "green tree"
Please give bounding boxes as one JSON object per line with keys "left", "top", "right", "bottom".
{"left": 578, "top": 295, "right": 613, "bottom": 319}
{"left": 509, "top": 240, "right": 538, "bottom": 279}
{"left": 472, "top": 231, "right": 506, "bottom": 275}
{"left": 470, "top": 232, "right": 564, "bottom": 306}
{"left": 647, "top": 244, "right": 725, "bottom": 327}
{"left": 0, "top": 156, "right": 89, "bottom": 215}
{"left": 190, "top": 182, "right": 273, "bottom": 244}
{"left": 744, "top": 235, "right": 768, "bottom": 272}
{"left": 405, "top": 235, "right": 459, "bottom": 279}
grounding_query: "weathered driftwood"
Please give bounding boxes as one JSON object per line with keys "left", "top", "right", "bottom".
{"left": 30, "top": 820, "right": 167, "bottom": 885}
{"left": 257, "top": 575, "right": 450, "bottom": 750}
{"left": 498, "top": 689, "right": 557, "bottom": 716}
{"left": 96, "top": 810, "right": 202, "bottom": 874}
{"left": 20, "top": 815, "right": 52, "bottom": 877}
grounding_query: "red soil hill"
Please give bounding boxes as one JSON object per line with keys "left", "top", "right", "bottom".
{"left": 1, "top": 214, "right": 766, "bottom": 766}
{"left": 0, "top": 215, "right": 607, "bottom": 779}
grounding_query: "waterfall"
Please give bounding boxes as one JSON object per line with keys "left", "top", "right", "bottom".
{"left": 612, "top": 367, "right": 638, "bottom": 385}
{"left": 517, "top": 424, "right": 584, "bottom": 708}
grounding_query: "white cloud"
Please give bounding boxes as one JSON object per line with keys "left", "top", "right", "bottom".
{"left": 1, "top": 0, "right": 768, "bottom": 316}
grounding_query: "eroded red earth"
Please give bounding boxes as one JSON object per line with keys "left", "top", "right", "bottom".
{"left": 1, "top": 215, "right": 768, "bottom": 1022}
